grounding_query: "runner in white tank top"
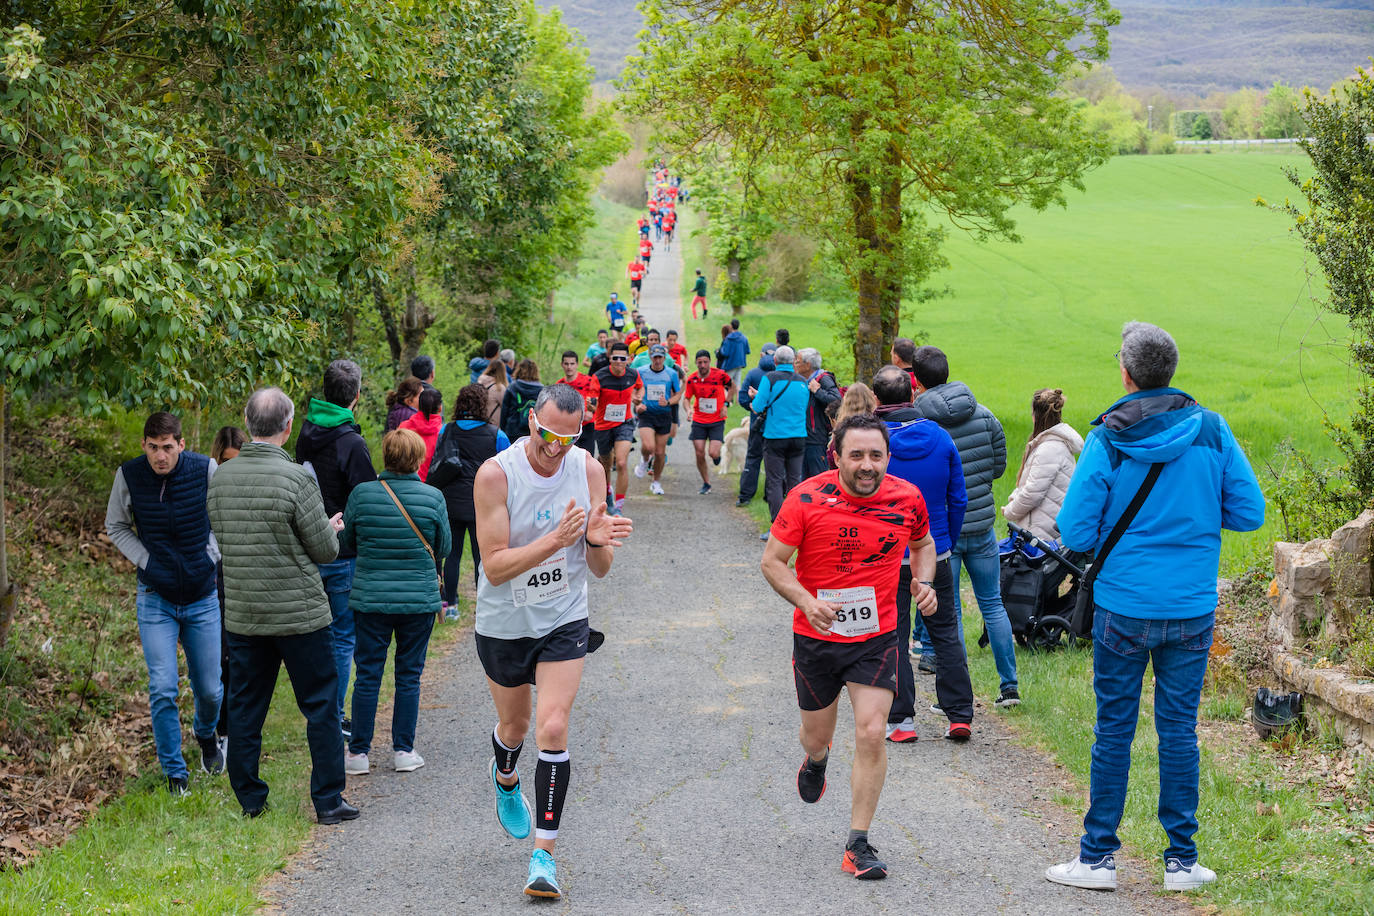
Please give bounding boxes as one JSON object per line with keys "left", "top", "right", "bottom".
{"left": 470, "top": 384, "right": 633, "bottom": 901}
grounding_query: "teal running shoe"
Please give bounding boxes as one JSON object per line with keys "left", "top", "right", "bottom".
{"left": 524, "top": 849, "right": 561, "bottom": 898}
{"left": 489, "top": 756, "right": 532, "bottom": 839}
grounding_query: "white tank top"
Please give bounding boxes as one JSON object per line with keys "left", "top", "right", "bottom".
{"left": 476, "top": 444, "right": 591, "bottom": 639}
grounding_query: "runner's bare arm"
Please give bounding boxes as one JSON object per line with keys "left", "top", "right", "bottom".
{"left": 473, "top": 461, "right": 579, "bottom": 586}
{"left": 760, "top": 537, "right": 843, "bottom": 635}
{"left": 582, "top": 457, "right": 631, "bottom": 578}
{"left": 908, "top": 532, "right": 938, "bottom": 616}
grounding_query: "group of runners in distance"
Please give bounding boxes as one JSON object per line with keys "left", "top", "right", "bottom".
{"left": 110, "top": 152, "right": 1248, "bottom": 902}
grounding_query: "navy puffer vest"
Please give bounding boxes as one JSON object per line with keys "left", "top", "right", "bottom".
{"left": 123, "top": 451, "right": 216, "bottom": 604}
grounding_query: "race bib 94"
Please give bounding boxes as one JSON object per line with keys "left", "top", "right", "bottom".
{"left": 818, "top": 586, "right": 879, "bottom": 637}
{"left": 699, "top": 397, "right": 717, "bottom": 414}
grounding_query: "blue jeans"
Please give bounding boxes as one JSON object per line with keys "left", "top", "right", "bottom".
{"left": 318, "top": 558, "right": 356, "bottom": 719}
{"left": 949, "top": 527, "right": 1018, "bottom": 692}
{"left": 1081, "top": 608, "right": 1213, "bottom": 865}
{"left": 349, "top": 611, "right": 435, "bottom": 756}
{"left": 135, "top": 586, "right": 222, "bottom": 779}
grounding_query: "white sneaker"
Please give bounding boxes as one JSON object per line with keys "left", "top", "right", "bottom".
{"left": 394, "top": 750, "right": 425, "bottom": 772}
{"left": 344, "top": 752, "right": 370, "bottom": 775}
{"left": 649, "top": 480, "right": 664, "bottom": 495}
{"left": 1164, "top": 858, "right": 1216, "bottom": 891}
{"left": 1046, "top": 855, "right": 1117, "bottom": 890}
{"left": 633, "top": 460, "right": 647, "bottom": 478}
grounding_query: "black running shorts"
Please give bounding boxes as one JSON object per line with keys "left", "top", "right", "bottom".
{"left": 689, "top": 420, "right": 725, "bottom": 442}
{"left": 476, "top": 618, "right": 590, "bottom": 688}
{"left": 638, "top": 411, "right": 671, "bottom": 435}
{"left": 792, "top": 629, "right": 899, "bottom": 711}
{"left": 594, "top": 421, "right": 636, "bottom": 455}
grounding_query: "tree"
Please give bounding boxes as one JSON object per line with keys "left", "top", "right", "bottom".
{"left": 1262, "top": 82, "right": 1307, "bottom": 140}
{"left": 683, "top": 147, "right": 776, "bottom": 315}
{"left": 1279, "top": 69, "right": 1374, "bottom": 500}
{"left": 622, "top": 0, "right": 1115, "bottom": 379}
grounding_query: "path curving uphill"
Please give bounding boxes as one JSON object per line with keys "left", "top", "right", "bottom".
{"left": 264, "top": 213, "right": 1185, "bottom": 916}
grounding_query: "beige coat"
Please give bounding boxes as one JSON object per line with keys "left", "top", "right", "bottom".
{"left": 1002, "top": 422, "right": 1083, "bottom": 540}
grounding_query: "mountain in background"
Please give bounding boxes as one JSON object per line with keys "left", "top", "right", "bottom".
{"left": 539, "top": 0, "right": 1374, "bottom": 94}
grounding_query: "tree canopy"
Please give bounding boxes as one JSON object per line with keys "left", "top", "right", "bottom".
{"left": 622, "top": 0, "right": 1117, "bottom": 379}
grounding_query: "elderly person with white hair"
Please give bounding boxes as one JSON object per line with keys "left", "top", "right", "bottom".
{"left": 1046, "top": 321, "right": 1265, "bottom": 893}
{"left": 750, "top": 345, "right": 811, "bottom": 529}
{"left": 794, "top": 347, "right": 842, "bottom": 478}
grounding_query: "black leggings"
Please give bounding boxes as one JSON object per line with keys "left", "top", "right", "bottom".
{"left": 443, "top": 516, "right": 480, "bottom": 606}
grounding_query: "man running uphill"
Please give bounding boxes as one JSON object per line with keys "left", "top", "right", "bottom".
{"left": 473, "top": 384, "right": 634, "bottom": 899}
{"left": 760, "top": 413, "right": 937, "bottom": 880}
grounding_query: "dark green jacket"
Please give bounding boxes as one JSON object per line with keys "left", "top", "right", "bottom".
{"left": 206, "top": 441, "right": 339, "bottom": 636}
{"left": 341, "top": 471, "right": 451, "bottom": 615}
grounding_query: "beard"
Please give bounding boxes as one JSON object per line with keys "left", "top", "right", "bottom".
{"left": 841, "top": 467, "right": 883, "bottom": 496}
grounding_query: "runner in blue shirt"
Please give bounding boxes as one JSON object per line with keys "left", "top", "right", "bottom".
{"left": 605, "top": 294, "right": 627, "bottom": 336}
{"left": 633, "top": 345, "right": 682, "bottom": 496}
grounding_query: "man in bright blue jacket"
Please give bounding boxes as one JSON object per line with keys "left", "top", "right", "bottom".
{"left": 752, "top": 345, "right": 809, "bottom": 524}
{"left": 1047, "top": 322, "right": 1264, "bottom": 894}
{"left": 873, "top": 366, "right": 973, "bottom": 742}
{"left": 719, "top": 319, "right": 751, "bottom": 390}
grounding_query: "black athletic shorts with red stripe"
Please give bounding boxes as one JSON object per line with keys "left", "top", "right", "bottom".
{"left": 792, "top": 629, "right": 899, "bottom": 711}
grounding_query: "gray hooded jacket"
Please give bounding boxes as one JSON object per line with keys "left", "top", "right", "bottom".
{"left": 912, "top": 381, "right": 1006, "bottom": 537}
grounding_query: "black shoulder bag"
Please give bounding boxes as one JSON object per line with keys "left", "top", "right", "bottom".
{"left": 1069, "top": 461, "right": 1165, "bottom": 639}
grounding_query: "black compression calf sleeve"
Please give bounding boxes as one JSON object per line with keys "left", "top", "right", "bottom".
{"left": 534, "top": 749, "right": 571, "bottom": 840}
{"left": 493, "top": 726, "right": 522, "bottom": 779}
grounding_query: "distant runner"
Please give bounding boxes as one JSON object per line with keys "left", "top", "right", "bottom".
{"left": 683, "top": 349, "right": 733, "bottom": 495}
{"left": 590, "top": 342, "right": 642, "bottom": 513}
{"left": 558, "top": 350, "right": 598, "bottom": 451}
{"left": 691, "top": 269, "right": 708, "bottom": 320}
{"left": 633, "top": 345, "right": 681, "bottom": 496}
{"left": 605, "top": 294, "right": 627, "bottom": 335}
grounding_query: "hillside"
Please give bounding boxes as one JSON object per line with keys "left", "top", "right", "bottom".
{"left": 540, "top": 0, "right": 1374, "bottom": 92}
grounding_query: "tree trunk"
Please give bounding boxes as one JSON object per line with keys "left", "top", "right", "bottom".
{"left": 848, "top": 169, "right": 886, "bottom": 382}
{"left": 373, "top": 277, "right": 402, "bottom": 380}
{"left": 545, "top": 288, "right": 557, "bottom": 324}
{"left": 877, "top": 162, "right": 904, "bottom": 347}
{"left": 728, "top": 256, "right": 743, "bottom": 315}
{"left": 398, "top": 265, "right": 435, "bottom": 375}
{"left": 0, "top": 382, "right": 14, "bottom": 651}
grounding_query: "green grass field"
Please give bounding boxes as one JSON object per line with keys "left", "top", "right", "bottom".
{"left": 729, "top": 153, "right": 1349, "bottom": 571}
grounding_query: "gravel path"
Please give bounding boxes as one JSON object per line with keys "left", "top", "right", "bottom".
{"left": 263, "top": 222, "right": 1188, "bottom": 915}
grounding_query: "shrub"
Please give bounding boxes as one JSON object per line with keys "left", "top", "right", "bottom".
{"left": 762, "top": 232, "right": 815, "bottom": 302}
{"left": 601, "top": 154, "right": 646, "bottom": 208}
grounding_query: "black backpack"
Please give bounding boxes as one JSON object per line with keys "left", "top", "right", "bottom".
{"left": 505, "top": 386, "right": 539, "bottom": 440}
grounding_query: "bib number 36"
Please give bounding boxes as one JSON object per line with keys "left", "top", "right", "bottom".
{"left": 512, "top": 552, "right": 570, "bottom": 607}
{"left": 817, "top": 586, "right": 879, "bottom": 637}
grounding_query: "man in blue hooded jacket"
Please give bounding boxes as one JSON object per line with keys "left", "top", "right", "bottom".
{"left": 873, "top": 366, "right": 973, "bottom": 742}
{"left": 735, "top": 343, "right": 776, "bottom": 507}
{"left": 1046, "top": 321, "right": 1264, "bottom": 894}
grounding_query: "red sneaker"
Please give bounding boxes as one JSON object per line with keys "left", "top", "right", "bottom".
{"left": 885, "top": 721, "right": 917, "bottom": 743}
{"left": 944, "top": 722, "right": 971, "bottom": 742}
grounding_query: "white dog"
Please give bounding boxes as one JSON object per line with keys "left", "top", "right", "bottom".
{"left": 720, "top": 416, "right": 751, "bottom": 474}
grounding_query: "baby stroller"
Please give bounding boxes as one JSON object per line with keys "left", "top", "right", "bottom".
{"left": 982, "top": 522, "right": 1089, "bottom": 652}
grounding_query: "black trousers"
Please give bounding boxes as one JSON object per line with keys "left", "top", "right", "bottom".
{"left": 226, "top": 627, "right": 345, "bottom": 814}
{"left": 890, "top": 560, "right": 974, "bottom": 724}
{"left": 737, "top": 412, "right": 766, "bottom": 501}
{"left": 763, "top": 436, "right": 806, "bottom": 520}
{"left": 442, "top": 515, "right": 480, "bottom": 605}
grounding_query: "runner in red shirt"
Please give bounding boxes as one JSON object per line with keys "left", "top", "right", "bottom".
{"left": 590, "top": 342, "right": 642, "bottom": 514}
{"left": 558, "top": 350, "right": 597, "bottom": 451}
{"left": 662, "top": 211, "right": 676, "bottom": 249}
{"left": 761, "top": 413, "right": 937, "bottom": 882}
{"left": 665, "top": 330, "right": 688, "bottom": 369}
{"left": 638, "top": 236, "right": 653, "bottom": 271}
{"left": 682, "top": 350, "right": 733, "bottom": 494}
{"left": 627, "top": 259, "right": 646, "bottom": 306}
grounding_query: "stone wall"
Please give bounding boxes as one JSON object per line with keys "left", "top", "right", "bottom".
{"left": 1268, "top": 508, "right": 1374, "bottom": 751}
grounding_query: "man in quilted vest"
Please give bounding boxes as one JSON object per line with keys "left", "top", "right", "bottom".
{"left": 911, "top": 346, "right": 1019, "bottom": 708}
{"left": 208, "top": 387, "right": 358, "bottom": 825}
{"left": 106, "top": 411, "right": 223, "bottom": 796}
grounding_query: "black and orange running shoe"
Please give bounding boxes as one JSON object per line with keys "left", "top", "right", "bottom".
{"left": 842, "top": 837, "right": 888, "bottom": 880}
{"left": 796, "top": 752, "right": 828, "bottom": 804}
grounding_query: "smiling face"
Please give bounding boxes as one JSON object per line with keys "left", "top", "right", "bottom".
{"left": 142, "top": 434, "right": 184, "bottom": 476}
{"left": 834, "top": 428, "right": 888, "bottom": 498}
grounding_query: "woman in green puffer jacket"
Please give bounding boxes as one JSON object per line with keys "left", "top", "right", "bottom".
{"left": 340, "top": 429, "right": 451, "bottom": 776}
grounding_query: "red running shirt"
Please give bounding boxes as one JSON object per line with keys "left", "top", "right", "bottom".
{"left": 558, "top": 373, "right": 597, "bottom": 422}
{"left": 628, "top": 261, "right": 645, "bottom": 281}
{"left": 639, "top": 238, "right": 653, "bottom": 258}
{"left": 667, "top": 342, "right": 688, "bottom": 366}
{"left": 590, "top": 367, "right": 641, "bottom": 430}
{"left": 684, "top": 368, "right": 731, "bottom": 424}
{"left": 770, "top": 471, "right": 930, "bottom": 643}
